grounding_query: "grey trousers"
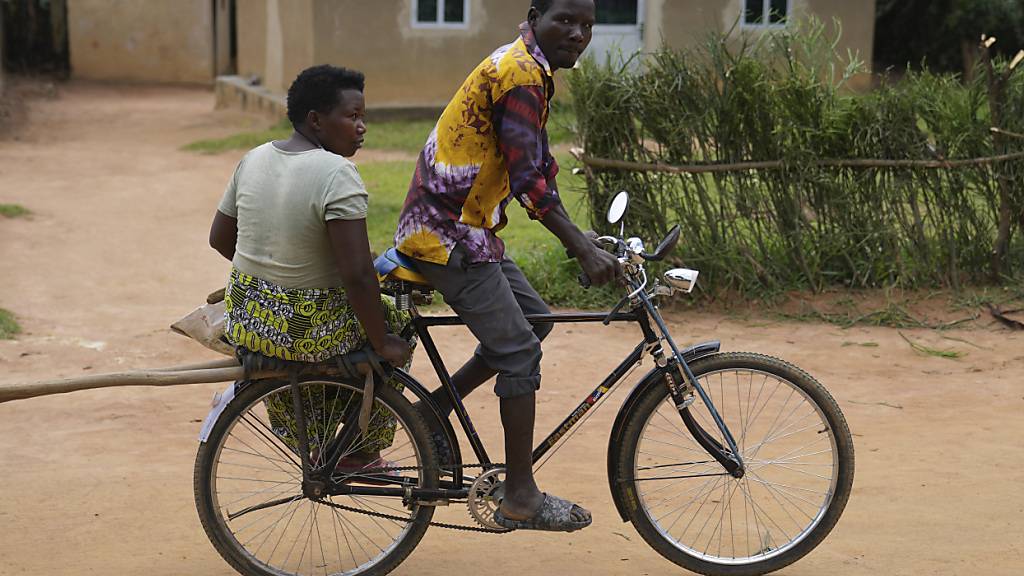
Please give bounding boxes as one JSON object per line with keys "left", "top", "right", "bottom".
{"left": 415, "top": 246, "right": 553, "bottom": 398}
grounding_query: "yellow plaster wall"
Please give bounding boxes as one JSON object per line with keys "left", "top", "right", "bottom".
{"left": 67, "top": 0, "right": 214, "bottom": 84}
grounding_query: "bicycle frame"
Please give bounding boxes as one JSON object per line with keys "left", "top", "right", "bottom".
{"left": 322, "top": 298, "right": 732, "bottom": 504}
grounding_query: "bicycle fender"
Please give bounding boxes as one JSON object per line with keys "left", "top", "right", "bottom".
{"left": 606, "top": 340, "right": 720, "bottom": 522}
{"left": 199, "top": 381, "right": 238, "bottom": 443}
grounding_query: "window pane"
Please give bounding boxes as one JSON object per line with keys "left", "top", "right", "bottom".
{"left": 417, "top": 0, "right": 438, "bottom": 23}
{"left": 443, "top": 0, "right": 464, "bottom": 22}
{"left": 769, "top": 0, "right": 788, "bottom": 23}
{"left": 596, "top": 0, "right": 638, "bottom": 25}
{"left": 744, "top": 0, "right": 764, "bottom": 24}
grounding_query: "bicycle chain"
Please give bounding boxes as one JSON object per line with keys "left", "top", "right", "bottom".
{"left": 316, "top": 463, "right": 509, "bottom": 534}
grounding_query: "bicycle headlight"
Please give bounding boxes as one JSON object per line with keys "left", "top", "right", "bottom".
{"left": 664, "top": 268, "right": 699, "bottom": 293}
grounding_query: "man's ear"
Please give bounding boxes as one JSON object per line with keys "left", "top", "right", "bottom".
{"left": 527, "top": 6, "right": 540, "bottom": 26}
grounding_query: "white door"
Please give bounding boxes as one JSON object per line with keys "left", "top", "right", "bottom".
{"left": 586, "top": 0, "right": 645, "bottom": 65}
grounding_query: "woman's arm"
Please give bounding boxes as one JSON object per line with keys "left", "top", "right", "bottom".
{"left": 327, "top": 218, "right": 411, "bottom": 365}
{"left": 209, "top": 210, "right": 238, "bottom": 261}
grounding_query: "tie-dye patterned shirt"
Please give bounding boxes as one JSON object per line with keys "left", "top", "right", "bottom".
{"left": 394, "top": 22, "right": 561, "bottom": 265}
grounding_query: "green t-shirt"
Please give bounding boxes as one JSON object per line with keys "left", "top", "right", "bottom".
{"left": 218, "top": 142, "right": 368, "bottom": 289}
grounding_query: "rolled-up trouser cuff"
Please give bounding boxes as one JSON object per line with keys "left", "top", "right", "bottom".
{"left": 494, "top": 374, "right": 541, "bottom": 398}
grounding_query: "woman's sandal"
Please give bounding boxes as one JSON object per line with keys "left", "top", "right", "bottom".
{"left": 493, "top": 493, "right": 593, "bottom": 532}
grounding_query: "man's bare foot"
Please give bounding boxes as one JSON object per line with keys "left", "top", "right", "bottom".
{"left": 498, "top": 487, "right": 546, "bottom": 521}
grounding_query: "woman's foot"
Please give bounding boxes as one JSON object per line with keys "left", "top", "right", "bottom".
{"left": 334, "top": 452, "right": 402, "bottom": 485}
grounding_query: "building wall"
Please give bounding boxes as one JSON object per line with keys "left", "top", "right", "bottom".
{"left": 236, "top": 0, "right": 267, "bottom": 83}
{"left": 232, "top": 0, "right": 877, "bottom": 108}
{"left": 67, "top": 0, "right": 214, "bottom": 84}
{"left": 310, "top": 0, "right": 527, "bottom": 107}
{"left": 234, "top": 0, "right": 531, "bottom": 108}
{"left": 651, "top": 0, "right": 875, "bottom": 90}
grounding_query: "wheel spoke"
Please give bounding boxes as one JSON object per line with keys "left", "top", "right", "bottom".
{"left": 199, "top": 379, "right": 433, "bottom": 576}
{"left": 631, "top": 359, "right": 850, "bottom": 568}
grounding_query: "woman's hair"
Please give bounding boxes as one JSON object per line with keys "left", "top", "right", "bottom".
{"left": 286, "top": 65, "right": 366, "bottom": 127}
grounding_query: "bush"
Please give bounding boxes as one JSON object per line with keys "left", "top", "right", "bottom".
{"left": 570, "top": 19, "right": 1024, "bottom": 298}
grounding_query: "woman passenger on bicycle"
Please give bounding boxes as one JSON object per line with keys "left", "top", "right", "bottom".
{"left": 208, "top": 64, "right": 413, "bottom": 473}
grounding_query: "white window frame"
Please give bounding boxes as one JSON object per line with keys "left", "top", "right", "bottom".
{"left": 411, "top": 0, "right": 470, "bottom": 30}
{"left": 740, "top": 0, "right": 790, "bottom": 29}
{"left": 593, "top": 0, "right": 645, "bottom": 33}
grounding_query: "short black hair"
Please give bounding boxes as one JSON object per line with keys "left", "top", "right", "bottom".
{"left": 286, "top": 65, "right": 365, "bottom": 127}
{"left": 531, "top": 0, "right": 555, "bottom": 15}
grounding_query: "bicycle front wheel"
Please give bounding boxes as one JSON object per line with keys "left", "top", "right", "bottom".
{"left": 614, "top": 353, "right": 854, "bottom": 576}
{"left": 194, "top": 376, "right": 438, "bottom": 576}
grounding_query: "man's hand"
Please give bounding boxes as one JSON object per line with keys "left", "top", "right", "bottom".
{"left": 375, "top": 334, "right": 413, "bottom": 366}
{"left": 542, "top": 207, "right": 623, "bottom": 287}
{"left": 577, "top": 241, "right": 621, "bottom": 286}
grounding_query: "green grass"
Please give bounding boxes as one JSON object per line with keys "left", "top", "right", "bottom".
{"left": 183, "top": 119, "right": 291, "bottom": 154}
{"left": 182, "top": 118, "right": 434, "bottom": 155}
{"left": 0, "top": 204, "right": 30, "bottom": 218}
{"left": 184, "top": 107, "right": 579, "bottom": 155}
{"left": 841, "top": 341, "right": 880, "bottom": 347}
{"left": 0, "top": 308, "right": 21, "bottom": 339}
{"left": 898, "top": 331, "right": 965, "bottom": 359}
{"left": 364, "top": 120, "right": 434, "bottom": 153}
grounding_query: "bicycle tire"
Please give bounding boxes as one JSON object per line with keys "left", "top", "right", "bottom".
{"left": 194, "top": 376, "right": 438, "bottom": 576}
{"left": 613, "top": 352, "right": 854, "bottom": 576}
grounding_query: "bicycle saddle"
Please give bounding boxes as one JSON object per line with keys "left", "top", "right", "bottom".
{"left": 374, "top": 247, "right": 431, "bottom": 286}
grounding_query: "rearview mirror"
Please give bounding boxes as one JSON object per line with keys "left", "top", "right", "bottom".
{"left": 607, "top": 191, "right": 629, "bottom": 225}
{"left": 642, "top": 225, "right": 681, "bottom": 262}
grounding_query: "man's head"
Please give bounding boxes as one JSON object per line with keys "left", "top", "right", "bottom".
{"left": 286, "top": 65, "right": 367, "bottom": 157}
{"left": 528, "top": 0, "right": 595, "bottom": 70}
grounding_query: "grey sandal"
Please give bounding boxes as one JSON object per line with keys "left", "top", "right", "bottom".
{"left": 493, "top": 493, "right": 593, "bottom": 532}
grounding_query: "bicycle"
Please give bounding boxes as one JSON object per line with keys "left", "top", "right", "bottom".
{"left": 193, "top": 191, "right": 854, "bottom": 576}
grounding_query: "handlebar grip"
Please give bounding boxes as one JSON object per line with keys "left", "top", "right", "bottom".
{"left": 578, "top": 272, "right": 592, "bottom": 289}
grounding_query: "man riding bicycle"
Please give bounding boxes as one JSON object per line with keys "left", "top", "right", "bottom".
{"left": 394, "top": 0, "right": 620, "bottom": 532}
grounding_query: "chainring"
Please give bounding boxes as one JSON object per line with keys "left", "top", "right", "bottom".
{"left": 467, "top": 467, "right": 512, "bottom": 531}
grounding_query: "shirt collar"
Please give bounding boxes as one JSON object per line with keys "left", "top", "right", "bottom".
{"left": 519, "top": 21, "right": 553, "bottom": 77}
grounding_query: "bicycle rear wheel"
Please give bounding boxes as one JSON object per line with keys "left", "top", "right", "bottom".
{"left": 614, "top": 353, "right": 854, "bottom": 576}
{"left": 194, "top": 376, "right": 438, "bottom": 576}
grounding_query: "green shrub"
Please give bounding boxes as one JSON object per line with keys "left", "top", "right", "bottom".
{"left": 570, "top": 19, "right": 1024, "bottom": 298}
{"left": 0, "top": 204, "right": 30, "bottom": 218}
{"left": 0, "top": 308, "right": 21, "bottom": 339}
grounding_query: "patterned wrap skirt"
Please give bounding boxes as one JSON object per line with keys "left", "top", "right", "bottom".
{"left": 224, "top": 267, "right": 414, "bottom": 454}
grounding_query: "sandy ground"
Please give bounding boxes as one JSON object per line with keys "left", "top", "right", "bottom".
{"left": 1, "top": 82, "right": 1022, "bottom": 576}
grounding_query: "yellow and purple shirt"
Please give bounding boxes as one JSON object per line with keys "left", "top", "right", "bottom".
{"left": 395, "top": 22, "right": 561, "bottom": 265}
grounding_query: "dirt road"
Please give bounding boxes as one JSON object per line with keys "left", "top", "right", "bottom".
{"left": 1, "top": 82, "right": 1022, "bottom": 576}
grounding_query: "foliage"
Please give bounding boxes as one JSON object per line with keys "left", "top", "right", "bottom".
{"left": 0, "top": 308, "right": 21, "bottom": 339}
{"left": 875, "top": 0, "right": 1024, "bottom": 73}
{"left": 569, "top": 19, "right": 1024, "bottom": 299}
{"left": 0, "top": 203, "right": 30, "bottom": 218}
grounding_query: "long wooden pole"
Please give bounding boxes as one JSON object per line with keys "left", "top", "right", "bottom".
{"left": 0, "top": 364, "right": 253, "bottom": 404}
{"left": 0, "top": 359, "right": 366, "bottom": 404}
